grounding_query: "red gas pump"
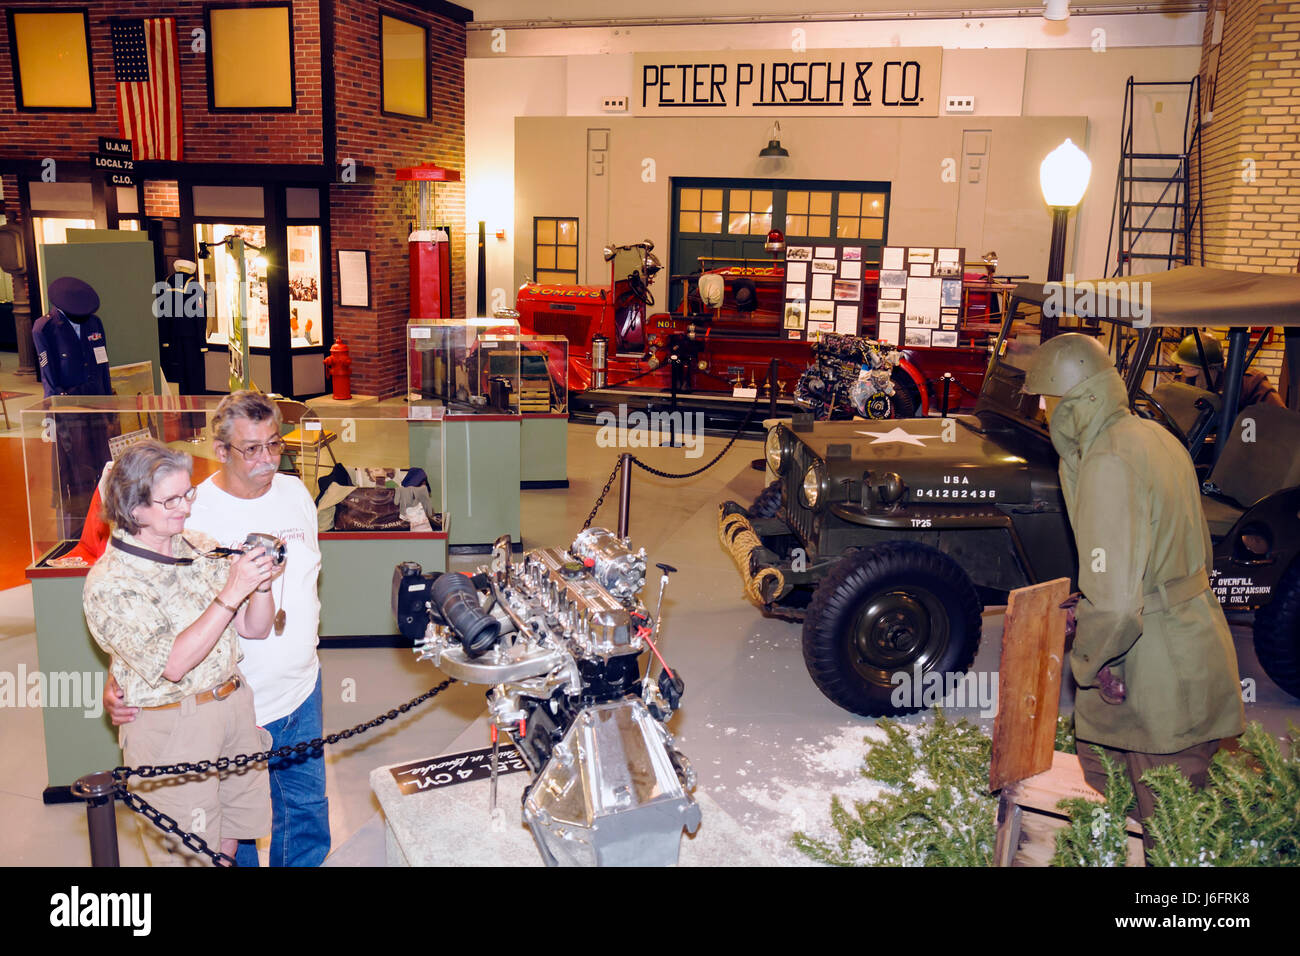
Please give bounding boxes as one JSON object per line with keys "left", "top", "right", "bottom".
{"left": 396, "top": 162, "right": 461, "bottom": 318}
{"left": 323, "top": 337, "right": 353, "bottom": 400}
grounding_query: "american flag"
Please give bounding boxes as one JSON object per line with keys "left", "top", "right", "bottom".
{"left": 110, "top": 17, "right": 183, "bottom": 161}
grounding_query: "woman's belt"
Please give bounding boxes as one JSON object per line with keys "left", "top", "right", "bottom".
{"left": 141, "top": 676, "right": 241, "bottom": 711}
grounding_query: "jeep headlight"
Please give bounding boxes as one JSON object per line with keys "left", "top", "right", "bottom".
{"left": 801, "top": 463, "right": 824, "bottom": 509}
{"left": 765, "top": 428, "right": 785, "bottom": 474}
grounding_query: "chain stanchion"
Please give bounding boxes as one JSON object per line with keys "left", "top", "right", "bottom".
{"left": 617, "top": 452, "right": 632, "bottom": 537}
{"left": 629, "top": 390, "right": 764, "bottom": 481}
{"left": 71, "top": 771, "right": 120, "bottom": 867}
{"left": 81, "top": 678, "right": 458, "bottom": 866}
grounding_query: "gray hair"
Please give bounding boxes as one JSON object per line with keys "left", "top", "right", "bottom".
{"left": 211, "top": 390, "right": 281, "bottom": 445}
{"left": 104, "top": 440, "right": 193, "bottom": 535}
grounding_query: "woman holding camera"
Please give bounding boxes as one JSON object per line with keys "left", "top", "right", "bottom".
{"left": 84, "top": 440, "right": 277, "bottom": 865}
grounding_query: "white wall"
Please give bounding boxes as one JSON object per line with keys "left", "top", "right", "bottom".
{"left": 463, "top": 13, "right": 1205, "bottom": 307}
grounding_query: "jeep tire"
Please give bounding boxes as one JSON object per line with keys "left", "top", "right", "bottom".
{"left": 802, "top": 541, "right": 983, "bottom": 717}
{"left": 1253, "top": 559, "right": 1300, "bottom": 700}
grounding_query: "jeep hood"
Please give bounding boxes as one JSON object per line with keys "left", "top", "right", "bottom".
{"left": 793, "top": 416, "right": 1036, "bottom": 503}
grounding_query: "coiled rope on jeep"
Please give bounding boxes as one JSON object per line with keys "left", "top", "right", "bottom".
{"left": 718, "top": 510, "right": 784, "bottom": 606}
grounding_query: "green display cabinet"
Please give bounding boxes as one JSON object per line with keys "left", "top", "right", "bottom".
{"left": 408, "top": 413, "right": 521, "bottom": 551}
{"left": 319, "top": 531, "right": 447, "bottom": 639}
{"left": 26, "top": 558, "right": 120, "bottom": 800}
{"left": 520, "top": 414, "right": 569, "bottom": 487}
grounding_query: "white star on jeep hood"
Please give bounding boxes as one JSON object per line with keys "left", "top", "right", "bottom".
{"left": 854, "top": 426, "right": 939, "bottom": 447}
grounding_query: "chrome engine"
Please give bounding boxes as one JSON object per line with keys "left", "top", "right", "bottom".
{"left": 394, "top": 530, "right": 699, "bottom": 866}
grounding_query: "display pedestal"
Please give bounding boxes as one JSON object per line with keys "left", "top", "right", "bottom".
{"left": 27, "top": 552, "right": 118, "bottom": 801}
{"left": 519, "top": 413, "right": 569, "bottom": 488}
{"left": 408, "top": 414, "right": 521, "bottom": 551}
{"left": 318, "top": 531, "right": 448, "bottom": 643}
{"left": 369, "top": 756, "right": 770, "bottom": 866}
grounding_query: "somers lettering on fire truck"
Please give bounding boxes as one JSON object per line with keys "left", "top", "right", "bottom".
{"left": 635, "top": 49, "right": 941, "bottom": 117}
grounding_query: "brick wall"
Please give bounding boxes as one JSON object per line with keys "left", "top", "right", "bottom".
{"left": 0, "top": 1, "right": 324, "bottom": 164}
{"left": 1194, "top": 0, "right": 1299, "bottom": 384}
{"left": 143, "top": 180, "right": 180, "bottom": 218}
{"left": 329, "top": 0, "right": 466, "bottom": 397}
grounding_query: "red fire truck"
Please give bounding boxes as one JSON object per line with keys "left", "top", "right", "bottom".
{"left": 514, "top": 240, "right": 1010, "bottom": 416}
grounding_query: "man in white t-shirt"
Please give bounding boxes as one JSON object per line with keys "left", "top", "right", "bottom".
{"left": 105, "top": 391, "right": 329, "bottom": 867}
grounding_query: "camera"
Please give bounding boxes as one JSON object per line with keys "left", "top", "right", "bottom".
{"left": 244, "top": 533, "right": 286, "bottom": 566}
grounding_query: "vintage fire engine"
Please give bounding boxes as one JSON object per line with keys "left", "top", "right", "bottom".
{"left": 515, "top": 240, "right": 1010, "bottom": 416}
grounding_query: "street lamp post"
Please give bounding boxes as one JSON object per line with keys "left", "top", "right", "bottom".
{"left": 1039, "top": 138, "right": 1092, "bottom": 284}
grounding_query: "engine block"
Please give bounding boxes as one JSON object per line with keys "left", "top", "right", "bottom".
{"left": 397, "top": 530, "right": 699, "bottom": 866}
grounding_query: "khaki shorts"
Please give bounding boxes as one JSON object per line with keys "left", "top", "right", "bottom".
{"left": 120, "top": 674, "right": 271, "bottom": 866}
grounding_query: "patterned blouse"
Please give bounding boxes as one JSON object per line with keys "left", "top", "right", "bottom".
{"left": 84, "top": 530, "right": 243, "bottom": 707}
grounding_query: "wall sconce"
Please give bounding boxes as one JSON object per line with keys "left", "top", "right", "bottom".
{"left": 758, "top": 121, "right": 789, "bottom": 158}
{"left": 1044, "top": 0, "right": 1070, "bottom": 20}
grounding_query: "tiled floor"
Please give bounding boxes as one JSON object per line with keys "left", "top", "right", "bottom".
{"left": 1, "top": 355, "right": 1296, "bottom": 867}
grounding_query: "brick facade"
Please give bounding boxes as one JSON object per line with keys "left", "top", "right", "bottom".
{"left": 0, "top": 0, "right": 468, "bottom": 398}
{"left": 0, "top": 1, "right": 324, "bottom": 165}
{"left": 330, "top": 0, "right": 466, "bottom": 397}
{"left": 1193, "top": 0, "right": 1299, "bottom": 385}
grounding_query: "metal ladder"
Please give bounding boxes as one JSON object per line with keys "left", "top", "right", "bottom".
{"left": 1104, "top": 76, "right": 1204, "bottom": 277}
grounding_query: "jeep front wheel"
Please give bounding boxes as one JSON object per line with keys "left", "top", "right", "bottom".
{"left": 802, "top": 541, "right": 982, "bottom": 717}
{"left": 1253, "top": 560, "right": 1300, "bottom": 700}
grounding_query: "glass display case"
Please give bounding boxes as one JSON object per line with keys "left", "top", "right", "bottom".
{"left": 22, "top": 396, "right": 216, "bottom": 565}
{"left": 406, "top": 317, "right": 522, "bottom": 414}
{"left": 21, "top": 397, "right": 449, "bottom": 567}
{"left": 513, "top": 334, "right": 569, "bottom": 415}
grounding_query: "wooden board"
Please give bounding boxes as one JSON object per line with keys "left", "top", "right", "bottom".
{"left": 989, "top": 576, "right": 1070, "bottom": 791}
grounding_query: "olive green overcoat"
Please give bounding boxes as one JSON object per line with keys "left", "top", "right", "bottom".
{"left": 1050, "top": 367, "right": 1244, "bottom": 754}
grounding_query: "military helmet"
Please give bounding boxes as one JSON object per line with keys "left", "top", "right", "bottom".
{"left": 1023, "top": 332, "right": 1113, "bottom": 397}
{"left": 1173, "top": 332, "right": 1224, "bottom": 368}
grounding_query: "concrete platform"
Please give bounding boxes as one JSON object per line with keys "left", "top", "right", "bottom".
{"left": 371, "top": 756, "right": 775, "bottom": 867}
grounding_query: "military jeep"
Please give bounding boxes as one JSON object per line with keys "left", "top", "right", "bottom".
{"left": 719, "top": 266, "right": 1300, "bottom": 716}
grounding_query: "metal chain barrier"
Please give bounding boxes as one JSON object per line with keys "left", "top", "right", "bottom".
{"left": 628, "top": 390, "right": 763, "bottom": 480}
{"left": 580, "top": 456, "right": 625, "bottom": 531}
{"left": 578, "top": 391, "right": 765, "bottom": 534}
{"left": 109, "top": 678, "right": 457, "bottom": 865}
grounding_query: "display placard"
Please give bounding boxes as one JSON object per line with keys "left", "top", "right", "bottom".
{"left": 784, "top": 245, "right": 864, "bottom": 341}
{"left": 388, "top": 743, "right": 528, "bottom": 795}
{"left": 880, "top": 245, "right": 965, "bottom": 349}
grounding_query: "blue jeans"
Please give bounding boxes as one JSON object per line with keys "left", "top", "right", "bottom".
{"left": 235, "top": 671, "right": 330, "bottom": 867}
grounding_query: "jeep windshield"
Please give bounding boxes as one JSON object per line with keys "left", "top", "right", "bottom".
{"left": 974, "top": 293, "right": 1130, "bottom": 434}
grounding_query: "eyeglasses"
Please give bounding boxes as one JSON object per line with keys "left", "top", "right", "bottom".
{"left": 153, "top": 486, "right": 198, "bottom": 510}
{"left": 224, "top": 438, "right": 285, "bottom": 461}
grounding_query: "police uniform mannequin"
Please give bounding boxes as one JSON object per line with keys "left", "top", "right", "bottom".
{"left": 32, "top": 276, "right": 112, "bottom": 397}
{"left": 32, "top": 276, "right": 115, "bottom": 538}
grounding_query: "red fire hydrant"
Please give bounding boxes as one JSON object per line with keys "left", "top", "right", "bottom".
{"left": 323, "top": 337, "right": 353, "bottom": 400}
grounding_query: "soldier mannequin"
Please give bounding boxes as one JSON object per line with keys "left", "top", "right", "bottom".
{"left": 1173, "top": 331, "right": 1284, "bottom": 409}
{"left": 1024, "top": 333, "right": 1244, "bottom": 846}
{"left": 32, "top": 276, "right": 115, "bottom": 538}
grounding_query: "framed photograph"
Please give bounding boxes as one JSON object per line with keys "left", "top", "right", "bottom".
{"left": 337, "top": 250, "right": 370, "bottom": 307}
{"left": 7, "top": 9, "right": 95, "bottom": 111}
{"left": 783, "top": 301, "right": 806, "bottom": 330}
{"left": 833, "top": 279, "right": 861, "bottom": 301}
{"left": 380, "top": 10, "right": 430, "bottom": 120}
{"left": 207, "top": 3, "right": 296, "bottom": 111}
{"left": 786, "top": 246, "right": 812, "bottom": 261}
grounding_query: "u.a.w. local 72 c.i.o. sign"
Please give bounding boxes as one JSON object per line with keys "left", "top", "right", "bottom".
{"left": 634, "top": 48, "right": 941, "bottom": 117}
